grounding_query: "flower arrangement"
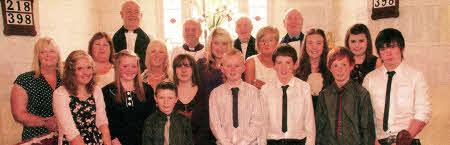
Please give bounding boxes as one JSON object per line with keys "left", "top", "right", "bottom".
{"left": 202, "top": 6, "right": 233, "bottom": 31}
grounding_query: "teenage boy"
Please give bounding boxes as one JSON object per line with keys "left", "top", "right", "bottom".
{"left": 142, "top": 82, "right": 193, "bottom": 145}
{"left": 260, "top": 44, "right": 315, "bottom": 145}
{"left": 209, "top": 49, "right": 265, "bottom": 145}
{"left": 315, "top": 46, "right": 375, "bottom": 145}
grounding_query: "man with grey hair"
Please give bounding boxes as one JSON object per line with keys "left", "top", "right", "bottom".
{"left": 171, "top": 19, "right": 205, "bottom": 62}
{"left": 234, "top": 15, "right": 257, "bottom": 60}
{"left": 280, "top": 9, "right": 304, "bottom": 59}
{"left": 113, "top": 0, "right": 150, "bottom": 71}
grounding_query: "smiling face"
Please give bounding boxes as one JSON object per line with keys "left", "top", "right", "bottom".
{"left": 120, "top": 1, "right": 141, "bottom": 30}
{"left": 211, "top": 38, "right": 230, "bottom": 59}
{"left": 283, "top": 10, "right": 303, "bottom": 37}
{"left": 118, "top": 56, "right": 138, "bottom": 82}
{"left": 175, "top": 59, "right": 193, "bottom": 82}
{"left": 257, "top": 34, "right": 278, "bottom": 56}
{"left": 74, "top": 58, "right": 94, "bottom": 86}
{"left": 91, "top": 37, "right": 111, "bottom": 62}
{"left": 235, "top": 17, "right": 253, "bottom": 42}
{"left": 148, "top": 43, "right": 167, "bottom": 68}
{"left": 274, "top": 56, "right": 295, "bottom": 83}
{"left": 38, "top": 45, "right": 59, "bottom": 68}
{"left": 329, "top": 57, "right": 353, "bottom": 88}
{"left": 306, "top": 34, "right": 325, "bottom": 59}
{"left": 348, "top": 34, "right": 368, "bottom": 57}
{"left": 221, "top": 54, "right": 245, "bottom": 83}
{"left": 156, "top": 89, "right": 178, "bottom": 115}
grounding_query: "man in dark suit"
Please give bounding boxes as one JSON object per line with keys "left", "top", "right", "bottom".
{"left": 113, "top": 0, "right": 150, "bottom": 71}
{"left": 234, "top": 16, "right": 257, "bottom": 60}
{"left": 280, "top": 9, "right": 304, "bottom": 60}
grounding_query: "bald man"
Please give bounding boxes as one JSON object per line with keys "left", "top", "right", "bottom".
{"left": 280, "top": 9, "right": 304, "bottom": 59}
{"left": 113, "top": 0, "right": 150, "bottom": 71}
{"left": 234, "top": 16, "right": 257, "bottom": 60}
{"left": 171, "top": 19, "right": 205, "bottom": 62}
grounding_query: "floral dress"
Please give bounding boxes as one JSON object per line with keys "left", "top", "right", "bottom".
{"left": 62, "top": 95, "right": 103, "bottom": 145}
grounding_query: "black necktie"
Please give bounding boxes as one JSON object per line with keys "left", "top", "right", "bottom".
{"left": 383, "top": 71, "right": 396, "bottom": 131}
{"left": 281, "top": 85, "right": 289, "bottom": 133}
{"left": 231, "top": 87, "right": 239, "bottom": 128}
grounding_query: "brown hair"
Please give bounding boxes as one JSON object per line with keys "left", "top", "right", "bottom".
{"left": 88, "top": 32, "right": 115, "bottom": 64}
{"left": 344, "top": 24, "right": 373, "bottom": 57}
{"left": 296, "top": 28, "right": 329, "bottom": 81}
{"left": 172, "top": 54, "right": 200, "bottom": 86}
{"left": 62, "top": 50, "right": 96, "bottom": 96}
{"left": 327, "top": 46, "right": 355, "bottom": 69}
{"left": 112, "top": 50, "right": 146, "bottom": 103}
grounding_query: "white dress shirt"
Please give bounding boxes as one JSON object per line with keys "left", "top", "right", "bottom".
{"left": 209, "top": 81, "right": 265, "bottom": 145}
{"left": 241, "top": 42, "right": 248, "bottom": 60}
{"left": 125, "top": 31, "right": 137, "bottom": 52}
{"left": 260, "top": 77, "right": 316, "bottom": 145}
{"left": 363, "top": 62, "right": 432, "bottom": 139}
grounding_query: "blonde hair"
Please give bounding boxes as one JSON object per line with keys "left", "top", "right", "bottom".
{"left": 62, "top": 50, "right": 96, "bottom": 96}
{"left": 255, "top": 26, "right": 280, "bottom": 53}
{"left": 145, "top": 39, "right": 170, "bottom": 76}
{"left": 205, "top": 27, "right": 233, "bottom": 66}
{"left": 32, "top": 37, "right": 62, "bottom": 78}
{"left": 113, "top": 50, "right": 146, "bottom": 103}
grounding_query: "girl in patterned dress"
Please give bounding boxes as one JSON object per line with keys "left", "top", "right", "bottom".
{"left": 53, "top": 50, "right": 112, "bottom": 145}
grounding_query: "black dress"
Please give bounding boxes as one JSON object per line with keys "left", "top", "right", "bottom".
{"left": 174, "top": 86, "right": 216, "bottom": 145}
{"left": 102, "top": 82, "right": 156, "bottom": 145}
{"left": 351, "top": 55, "right": 377, "bottom": 84}
{"left": 14, "top": 71, "right": 61, "bottom": 141}
{"left": 63, "top": 95, "right": 103, "bottom": 145}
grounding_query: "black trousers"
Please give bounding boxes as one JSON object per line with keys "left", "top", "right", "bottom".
{"left": 378, "top": 138, "right": 421, "bottom": 145}
{"left": 267, "top": 138, "right": 306, "bottom": 145}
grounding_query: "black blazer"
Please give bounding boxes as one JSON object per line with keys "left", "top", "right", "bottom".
{"left": 113, "top": 26, "right": 151, "bottom": 71}
{"left": 234, "top": 36, "right": 257, "bottom": 60}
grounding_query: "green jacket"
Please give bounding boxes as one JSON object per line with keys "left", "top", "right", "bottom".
{"left": 142, "top": 110, "right": 193, "bottom": 145}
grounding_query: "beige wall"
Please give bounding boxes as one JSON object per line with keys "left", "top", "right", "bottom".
{"left": 1, "top": 0, "right": 449, "bottom": 144}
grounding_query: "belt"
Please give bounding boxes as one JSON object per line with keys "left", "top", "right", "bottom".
{"left": 267, "top": 138, "right": 306, "bottom": 145}
{"left": 378, "top": 136, "right": 421, "bottom": 145}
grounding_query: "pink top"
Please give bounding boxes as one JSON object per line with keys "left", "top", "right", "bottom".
{"left": 53, "top": 86, "right": 108, "bottom": 143}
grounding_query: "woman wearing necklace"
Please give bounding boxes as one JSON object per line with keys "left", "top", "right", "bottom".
{"left": 173, "top": 54, "right": 216, "bottom": 145}
{"left": 197, "top": 27, "right": 233, "bottom": 93}
{"left": 102, "top": 50, "right": 156, "bottom": 145}
{"left": 141, "top": 40, "right": 171, "bottom": 89}
{"left": 344, "top": 24, "right": 382, "bottom": 84}
{"left": 296, "top": 28, "right": 333, "bottom": 109}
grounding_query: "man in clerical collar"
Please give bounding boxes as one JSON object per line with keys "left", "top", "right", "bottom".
{"left": 171, "top": 19, "right": 205, "bottom": 62}
{"left": 234, "top": 15, "right": 257, "bottom": 60}
{"left": 280, "top": 8, "right": 304, "bottom": 61}
{"left": 113, "top": 0, "right": 151, "bottom": 71}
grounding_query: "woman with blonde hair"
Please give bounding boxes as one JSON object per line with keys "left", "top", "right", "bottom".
{"left": 197, "top": 27, "right": 233, "bottom": 93}
{"left": 11, "top": 37, "right": 62, "bottom": 141}
{"left": 141, "top": 39, "right": 171, "bottom": 89}
{"left": 245, "top": 26, "right": 280, "bottom": 89}
{"left": 53, "top": 50, "right": 111, "bottom": 145}
{"left": 102, "top": 50, "right": 156, "bottom": 145}
{"left": 88, "top": 32, "right": 115, "bottom": 88}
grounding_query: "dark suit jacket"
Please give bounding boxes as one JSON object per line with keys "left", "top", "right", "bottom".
{"left": 234, "top": 36, "right": 257, "bottom": 60}
{"left": 113, "top": 26, "right": 150, "bottom": 71}
{"left": 280, "top": 32, "right": 304, "bottom": 44}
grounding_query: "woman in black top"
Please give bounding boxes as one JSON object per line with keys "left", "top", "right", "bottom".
{"left": 11, "top": 37, "right": 62, "bottom": 141}
{"left": 344, "top": 24, "right": 381, "bottom": 84}
{"left": 102, "top": 50, "right": 156, "bottom": 145}
{"left": 173, "top": 54, "right": 216, "bottom": 145}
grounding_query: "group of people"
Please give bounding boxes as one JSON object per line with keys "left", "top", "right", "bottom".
{"left": 10, "top": 1, "right": 431, "bottom": 145}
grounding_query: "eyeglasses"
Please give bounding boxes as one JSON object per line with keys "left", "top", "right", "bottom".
{"left": 258, "top": 39, "right": 276, "bottom": 44}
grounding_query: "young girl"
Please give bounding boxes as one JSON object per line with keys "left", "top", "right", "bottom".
{"left": 296, "top": 28, "right": 333, "bottom": 109}
{"left": 102, "top": 50, "right": 156, "bottom": 145}
{"left": 53, "top": 50, "right": 111, "bottom": 145}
